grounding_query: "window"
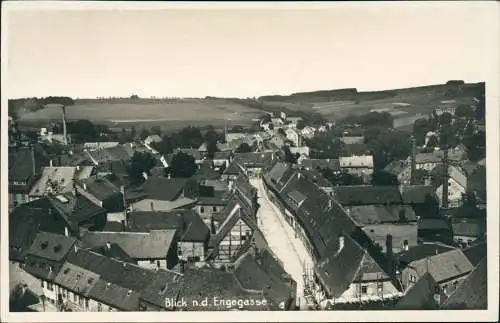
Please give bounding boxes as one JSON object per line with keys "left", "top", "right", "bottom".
{"left": 241, "top": 235, "right": 247, "bottom": 241}
{"left": 156, "top": 260, "right": 160, "bottom": 268}
{"left": 409, "top": 274, "right": 417, "bottom": 283}
{"left": 73, "top": 293, "right": 77, "bottom": 302}
{"left": 97, "top": 303, "right": 102, "bottom": 312}
{"left": 85, "top": 299, "right": 89, "bottom": 309}
{"left": 79, "top": 296, "right": 84, "bottom": 306}
{"left": 213, "top": 206, "right": 217, "bottom": 212}
{"left": 41, "top": 280, "right": 45, "bottom": 288}
{"left": 361, "top": 286, "right": 367, "bottom": 294}
{"left": 200, "top": 207, "right": 205, "bottom": 213}
{"left": 377, "top": 282, "right": 383, "bottom": 294}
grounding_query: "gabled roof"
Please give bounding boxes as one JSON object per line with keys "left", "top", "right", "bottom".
{"left": 339, "top": 155, "right": 373, "bottom": 168}
{"left": 26, "top": 231, "right": 77, "bottom": 262}
{"left": 65, "top": 248, "right": 183, "bottom": 309}
{"left": 315, "top": 233, "right": 378, "bottom": 298}
{"left": 174, "top": 148, "right": 202, "bottom": 161}
{"left": 81, "top": 230, "right": 177, "bottom": 259}
{"left": 77, "top": 175, "right": 122, "bottom": 202}
{"left": 223, "top": 160, "right": 246, "bottom": 176}
{"left": 384, "top": 160, "right": 410, "bottom": 175}
{"left": 8, "top": 145, "right": 50, "bottom": 183}
{"left": 441, "top": 258, "right": 487, "bottom": 309}
{"left": 137, "top": 176, "right": 193, "bottom": 201}
{"left": 88, "top": 243, "right": 134, "bottom": 263}
{"left": 451, "top": 219, "right": 485, "bottom": 238}
{"left": 395, "top": 272, "right": 443, "bottom": 310}
{"left": 179, "top": 267, "right": 269, "bottom": 311}
{"left": 54, "top": 262, "right": 100, "bottom": 297}
{"left": 213, "top": 151, "right": 231, "bottom": 160}
{"left": 400, "top": 185, "right": 435, "bottom": 204}
{"left": 300, "top": 158, "right": 341, "bottom": 171}
{"left": 417, "top": 218, "right": 451, "bottom": 231}
{"left": 233, "top": 152, "right": 275, "bottom": 168}
{"left": 87, "top": 278, "right": 140, "bottom": 311}
{"left": 362, "top": 223, "right": 418, "bottom": 253}
{"left": 332, "top": 185, "right": 403, "bottom": 206}
{"left": 48, "top": 193, "right": 107, "bottom": 228}
{"left": 234, "top": 250, "right": 295, "bottom": 307}
{"left": 462, "top": 241, "right": 486, "bottom": 267}
{"left": 346, "top": 205, "right": 417, "bottom": 225}
{"left": 29, "top": 167, "right": 77, "bottom": 197}
{"left": 396, "top": 243, "right": 455, "bottom": 268}
{"left": 406, "top": 248, "right": 474, "bottom": 283}
{"left": 128, "top": 209, "right": 209, "bottom": 242}
{"left": 87, "top": 145, "right": 132, "bottom": 164}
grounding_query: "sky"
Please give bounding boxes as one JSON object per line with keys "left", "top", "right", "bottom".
{"left": 4, "top": 2, "right": 497, "bottom": 99}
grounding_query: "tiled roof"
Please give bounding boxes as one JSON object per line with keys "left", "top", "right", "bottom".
{"left": 300, "top": 158, "right": 341, "bottom": 171}
{"left": 395, "top": 273, "right": 443, "bottom": 310}
{"left": 407, "top": 248, "right": 474, "bottom": 283}
{"left": 48, "top": 193, "right": 107, "bottom": 229}
{"left": 213, "top": 151, "right": 231, "bottom": 160}
{"left": 8, "top": 145, "right": 50, "bottom": 183}
{"left": 400, "top": 185, "right": 435, "bottom": 204}
{"left": 137, "top": 177, "right": 193, "bottom": 201}
{"left": 174, "top": 148, "right": 202, "bottom": 161}
{"left": 223, "top": 160, "right": 246, "bottom": 176}
{"left": 26, "top": 231, "right": 77, "bottom": 262}
{"left": 128, "top": 210, "right": 209, "bottom": 242}
{"left": 77, "top": 176, "right": 122, "bottom": 202}
{"left": 417, "top": 218, "right": 451, "bottom": 231}
{"left": 54, "top": 262, "right": 100, "bottom": 297}
{"left": 81, "top": 230, "right": 177, "bottom": 260}
{"left": 29, "top": 167, "right": 77, "bottom": 197}
{"left": 88, "top": 243, "right": 134, "bottom": 263}
{"left": 384, "top": 160, "right": 409, "bottom": 175}
{"left": 234, "top": 250, "right": 295, "bottom": 308}
{"left": 462, "top": 241, "right": 486, "bottom": 267}
{"left": 315, "top": 234, "right": 369, "bottom": 297}
{"left": 345, "top": 205, "right": 417, "bottom": 225}
{"left": 179, "top": 267, "right": 269, "bottom": 311}
{"left": 233, "top": 152, "right": 275, "bottom": 168}
{"left": 87, "top": 145, "right": 132, "bottom": 164}
{"left": 441, "top": 258, "right": 487, "bottom": 309}
{"left": 332, "top": 185, "right": 403, "bottom": 206}
{"left": 451, "top": 219, "right": 485, "bottom": 238}
{"left": 396, "top": 243, "right": 455, "bottom": 268}
{"left": 87, "top": 278, "right": 140, "bottom": 311}
{"left": 362, "top": 223, "right": 418, "bottom": 253}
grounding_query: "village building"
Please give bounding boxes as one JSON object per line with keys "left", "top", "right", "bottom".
{"left": 433, "top": 165, "right": 468, "bottom": 209}
{"left": 81, "top": 229, "right": 178, "bottom": 270}
{"left": 399, "top": 247, "right": 474, "bottom": 297}
{"left": 125, "top": 177, "right": 199, "bottom": 212}
{"left": 339, "top": 155, "right": 374, "bottom": 178}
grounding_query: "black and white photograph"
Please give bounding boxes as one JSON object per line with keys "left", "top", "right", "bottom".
{"left": 1, "top": 1, "right": 498, "bottom": 322}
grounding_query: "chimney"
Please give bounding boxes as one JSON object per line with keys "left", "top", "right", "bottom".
{"left": 74, "top": 244, "right": 79, "bottom": 253}
{"left": 49, "top": 159, "right": 53, "bottom": 168}
{"left": 83, "top": 183, "right": 87, "bottom": 191}
{"left": 441, "top": 149, "right": 449, "bottom": 209}
{"left": 31, "top": 145, "right": 36, "bottom": 176}
{"left": 61, "top": 105, "right": 68, "bottom": 146}
{"left": 150, "top": 201, "right": 155, "bottom": 212}
{"left": 410, "top": 136, "right": 416, "bottom": 184}
{"left": 64, "top": 226, "right": 69, "bottom": 237}
{"left": 338, "top": 236, "right": 345, "bottom": 254}
{"left": 106, "top": 241, "right": 111, "bottom": 250}
{"left": 76, "top": 165, "right": 80, "bottom": 171}
{"left": 386, "top": 234, "right": 394, "bottom": 276}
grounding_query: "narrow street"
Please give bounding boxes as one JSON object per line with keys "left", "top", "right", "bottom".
{"left": 250, "top": 178, "right": 315, "bottom": 310}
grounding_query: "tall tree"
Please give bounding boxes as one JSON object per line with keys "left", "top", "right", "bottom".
{"left": 127, "top": 152, "right": 156, "bottom": 186}
{"left": 168, "top": 152, "right": 197, "bottom": 178}
{"left": 235, "top": 143, "right": 252, "bottom": 153}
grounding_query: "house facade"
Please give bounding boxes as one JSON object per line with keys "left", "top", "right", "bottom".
{"left": 339, "top": 155, "right": 374, "bottom": 178}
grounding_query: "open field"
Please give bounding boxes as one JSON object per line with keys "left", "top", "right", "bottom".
{"left": 260, "top": 82, "right": 483, "bottom": 120}
{"left": 18, "top": 98, "right": 261, "bottom": 130}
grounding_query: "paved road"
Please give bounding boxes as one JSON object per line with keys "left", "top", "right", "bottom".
{"left": 250, "top": 178, "right": 315, "bottom": 310}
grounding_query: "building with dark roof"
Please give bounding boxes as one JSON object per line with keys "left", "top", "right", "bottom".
{"left": 395, "top": 273, "right": 444, "bottom": 310}
{"left": 462, "top": 241, "right": 486, "bottom": 267}
{"left": 451, "top": 218, "right": 486, "bottom": 248}
{"left": 75, "top": 175, "right": 124, "bottom": 213}
{"left": 8, "top": 145, "right": 51, "bottom": 210}
{"left": 401, "top": 248, "right": 474, "bottom": 297}
{"left": 81, "top": 230, "right": 178, "bottom": 270}
{"left": 332, "top": 185, "right": 403, "bottom": 206}
{"left": 23, "top": 232, "right": 78, "bottom": 305}
{"left": 234, "top": 249, "right": 297, "bottom": 310}
{"left": 262, "top": 165, "right": 402, "bottom": 305}
{"left": 441, "top": 258, "right": 487, "bottom": 309}
{"left": 128, "top": 209, "right": 210, "bottom": 264}
{"left": 417, "top": 218, "right": 453, "bottom": 244}
{"left": 51, "top": 247, "right": 184, "bottom": 311}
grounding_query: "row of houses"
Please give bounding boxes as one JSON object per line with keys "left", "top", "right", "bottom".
{"left": 260, "top": 162, "right": 486, "bottom": 308}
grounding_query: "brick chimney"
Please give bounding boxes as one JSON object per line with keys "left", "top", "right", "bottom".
{"left": 386, "top": 234, "right": 394, "bottom": 276}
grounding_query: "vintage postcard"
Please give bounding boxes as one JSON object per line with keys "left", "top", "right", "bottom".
{"left": 1, "top": 1, "right": 498, "bottom": 322}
